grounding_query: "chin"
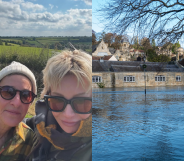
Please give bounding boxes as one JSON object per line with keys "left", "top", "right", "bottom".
{"left": 62, "top": 127, "right": 77, "bottom": 134}
{"left": 3, "top": 117, "right": 22, "bottom": 127}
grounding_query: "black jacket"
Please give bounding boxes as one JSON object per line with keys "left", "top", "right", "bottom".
{"left": 24, "top": 100, "right": 92, "bottom": 161}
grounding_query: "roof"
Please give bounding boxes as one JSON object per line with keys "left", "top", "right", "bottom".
{"left": 92, "top": 55, "right": 114, "bottom": 61}
{"left": 92, "top": 56, "right": 102, "bottom": 60}
{"left": 92, "top": 61, "right": 183, "bottom": 72}
{"left": 177, "top": 47, "right": 184, "bottom": 51}
{"left": 103, "top": 55, "right": 113, "bottom": 60}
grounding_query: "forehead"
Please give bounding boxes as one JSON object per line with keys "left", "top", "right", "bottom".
{"left": 51, "top": 74, "right": 91, "bottom": 97}
{"left": 0, "top": 75, "right": 32, "bottom": 90}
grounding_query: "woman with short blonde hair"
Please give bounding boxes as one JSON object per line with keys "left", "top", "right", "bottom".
{"left": 26, "top": 50, "right": 92, "bottom": 161}
{"left": 41, "top": 50, "right": 92, "bottom": 98}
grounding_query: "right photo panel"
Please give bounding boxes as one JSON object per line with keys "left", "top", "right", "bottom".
{"left": 92, "top": 0, "right": 184, "bottom": 160}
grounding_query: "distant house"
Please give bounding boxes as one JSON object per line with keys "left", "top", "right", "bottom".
{"left": 92, "top": 60, "right": 184, "bottom": 88}
{"left": 92, "top": 39, "right": 111, "bottom": 56}
{"left": 93, "top": 39, "right": 146, "bottom": 61}
{"left": 130, "top": 49, "right": 145, "bottom": 57}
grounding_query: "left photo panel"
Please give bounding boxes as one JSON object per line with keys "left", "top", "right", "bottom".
{"left": 0, "top": 0, "right": 92, "bottom": 160}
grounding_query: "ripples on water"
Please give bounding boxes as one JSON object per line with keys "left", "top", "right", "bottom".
{"left": 92, "top": 86, "right": 184, "bottom": 161}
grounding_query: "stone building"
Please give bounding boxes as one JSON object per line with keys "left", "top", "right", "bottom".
{"left": 93, "top": 39, "right": 146, "bottom": 61}
{"left": 92, "top": 61, "right": 184, "bottom": 88}
{"left": 176, "top": 47, "right": 184, "bottom": 60}
{"left": 92, "top": 39, "right": 111, "bottom": 56}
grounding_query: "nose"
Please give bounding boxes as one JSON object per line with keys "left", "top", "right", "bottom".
{"left": 63, "top": 104, "right": 75, "bottom": 118}
{"left": 10, "top": 91, "right": 22, "bottom": 107}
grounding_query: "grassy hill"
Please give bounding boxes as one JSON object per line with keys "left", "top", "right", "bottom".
{"left": 0, "top": 36, "right": 92, "bottom": 54}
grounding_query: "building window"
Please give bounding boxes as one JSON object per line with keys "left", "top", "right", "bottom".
{"left": 124, "top": 76, "right": 135, "bottom": 82}
{"left": 92, "top": 76, "right": 102, "bottom": 83}
{"left": 155, "top": 75, "right": 165, "bottom": 82}
{"left": 176, "top": 75, "right": 181, "bottom": 81}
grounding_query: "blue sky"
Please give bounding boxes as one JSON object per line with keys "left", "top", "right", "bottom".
{"left": 92, "top": 0, "right": 105, "bottom": 33}
{"left": 92, "top": 0, "right": 184, "bottom": 47}
{"left": 0, "top": 0, "right": 92, "bottom": 36}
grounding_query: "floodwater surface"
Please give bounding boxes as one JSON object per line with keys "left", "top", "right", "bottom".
{"left": 92, "top": 86, "right": 184, "bottom": 161}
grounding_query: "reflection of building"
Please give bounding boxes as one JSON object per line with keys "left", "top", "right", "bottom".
{"left": 92, "top": 60, "right": 184, "bottom": 88}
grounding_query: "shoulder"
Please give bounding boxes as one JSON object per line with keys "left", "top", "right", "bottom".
{"left": 19, "top": 122, "right": 34, "bottom": 141}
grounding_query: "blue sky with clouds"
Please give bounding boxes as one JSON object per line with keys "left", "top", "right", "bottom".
{"left": 92, "top": 0, "right": 184, "bottom": 47}
{"left": 0, "top": 0, "right": 92, "bottom": 36}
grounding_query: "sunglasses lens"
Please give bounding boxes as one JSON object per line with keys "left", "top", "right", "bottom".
{"left": 48, "top": 98, "right": 65, "bottom": 111}
{"left": 0, "top": 86, "right": 15, "bottom": 99}
{"left": 21, "top": 91, "right": 34, "bottom": 103}
{"left": 73, "top": 98, "right": 92, "bottom": 113}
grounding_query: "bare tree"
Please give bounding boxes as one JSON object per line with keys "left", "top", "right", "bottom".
{"left": 97, "top": 0, "right": 184, "bottom": 44}
{"left": 92, "top": 30, "right": 97, "bottom": 45}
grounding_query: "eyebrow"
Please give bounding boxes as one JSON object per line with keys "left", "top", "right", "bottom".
{"left": 51, "top": 92, "right": 87, "bottom": 97}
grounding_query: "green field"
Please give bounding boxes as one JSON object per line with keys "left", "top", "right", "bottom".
{"left": 0, "top": 36, "right": 92, "bottom": 54}
{"left": 0, "top": 45, "right": 54, "bottom": 55}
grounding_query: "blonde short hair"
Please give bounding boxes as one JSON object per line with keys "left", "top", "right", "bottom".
{"left": 40, "top": 50, "right": 92, "bottom": 98}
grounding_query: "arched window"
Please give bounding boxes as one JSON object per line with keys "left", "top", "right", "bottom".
{"left": 92, "top": 76, "right": 102, "bottom": 83}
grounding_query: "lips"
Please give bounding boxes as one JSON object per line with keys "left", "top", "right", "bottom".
{"left": 5, "top": 110, "right": 20, "bottom": 115}
{"left": 61, "top": 120, "right": 79, "bottom": 127}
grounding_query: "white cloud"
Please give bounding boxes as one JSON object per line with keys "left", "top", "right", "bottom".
{"left": 49, "top": 4, "right": 54, "bottom": 9}
{"left": 0, "top": 1, "right": 22, "bottom": 15}
{"left": 11, "top": 0, "right": 24, "bottom": 4}
{"left": 68, "top": 9, "right": 92, "bottom": 17}
{"left": 74, "top": 0, "right": 92, "bottom": 6}
{"left": 0, "top": 1, "right": 91, "bottom": 36}
{"left": 21, "top": 2, "right": 45, "bottom": 11}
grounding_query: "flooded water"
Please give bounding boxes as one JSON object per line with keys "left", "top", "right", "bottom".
{"left": 92, "top": 86, "right": 184, "bottom": 161}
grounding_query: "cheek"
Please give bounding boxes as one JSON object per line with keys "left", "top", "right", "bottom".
{"left": 0, "top": 97, "right": 8, "bottom": 112}
{"left": 79, "top": 114, "right": 91, "bottom": 120}
{"left": 20, "top": 105, "right": 30, "bottom": 115}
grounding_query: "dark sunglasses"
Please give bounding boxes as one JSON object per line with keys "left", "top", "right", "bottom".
{"left": 44, "top": 95, "right": 92, "bottom": 114}
{"left": 0, "top": 86, "right": 37, "bottom": 104}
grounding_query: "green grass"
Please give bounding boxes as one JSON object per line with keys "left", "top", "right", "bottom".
{"left": 0, "top": 45, "right": 54, "bottom": 56}
{"left": 25, "top": 114, "right": 33, "bottom": 118}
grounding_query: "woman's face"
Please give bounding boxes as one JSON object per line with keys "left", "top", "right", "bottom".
{"left": 51, "top": 74, "right": 91, "bottom": 134}
{"left": 0, "top": 75, "right": 32, "bottom": 128}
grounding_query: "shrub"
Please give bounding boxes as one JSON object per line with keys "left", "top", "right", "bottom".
{"left": 96, "top": 82, "right": 105, "bottom": 88}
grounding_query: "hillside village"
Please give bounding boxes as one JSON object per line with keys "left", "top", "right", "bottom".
{"left": 92, "top": 38, "right": 184, "bottom": 62}
{"left": 92, "top": 34, "right": 184, "bottom": 88}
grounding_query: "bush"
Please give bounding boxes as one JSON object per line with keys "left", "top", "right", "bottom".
{"left": 96, "top": 82, "right": 105, "bottom": 88}
{"left": 0, "top": 47, "right": 52, "bottom": 96}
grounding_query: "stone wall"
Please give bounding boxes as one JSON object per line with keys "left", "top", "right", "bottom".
{"left": 92, "top": 72, "right": 184, "bottom": 88}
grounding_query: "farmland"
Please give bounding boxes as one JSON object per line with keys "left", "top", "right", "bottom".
{"left": 0, "top": 36, "right": 92, "bottom": 54}
{"left": 0, "top": 36, "right": 92, "bottom": 98}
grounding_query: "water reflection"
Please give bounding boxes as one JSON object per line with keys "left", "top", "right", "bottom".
{"left": 92, "top": 86, "right": 184, "bottom": 161}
